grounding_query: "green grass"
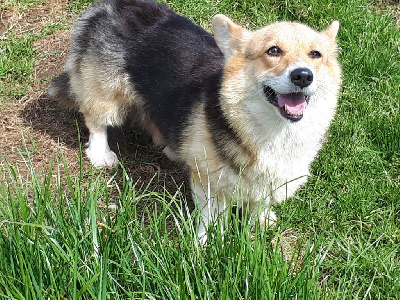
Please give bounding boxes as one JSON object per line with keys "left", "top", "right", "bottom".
{"left": 1, "top": 0, "right": 399, "bottom": 298}
{"left": 0, "top": 1, "right": 77, "bottom": 103}
{"left": 0, "top": 33, "right": 37, "bottom": 101}
{"left": 0, "top": 157, "right": 328, "bottom": 299}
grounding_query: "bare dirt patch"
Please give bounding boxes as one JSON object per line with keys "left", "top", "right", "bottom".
{"left": 0, "top": 0, "right": 70, "bottom": 38}
{"left": 0, "top": 1, "right": 74, "bottom": 179}
{"left": 376, "top": 0, "right": 400, "bottom": 26}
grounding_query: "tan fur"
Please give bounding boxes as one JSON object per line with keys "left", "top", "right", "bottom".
{"left": 68, "top": 64, "right": 137, "bottom": 127}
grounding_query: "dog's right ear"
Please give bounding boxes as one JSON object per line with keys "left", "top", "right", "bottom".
{"left": 212, "top": 14, "right": 246, "bottom": 58}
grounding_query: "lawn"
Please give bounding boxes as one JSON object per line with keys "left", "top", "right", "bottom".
{"left": 0, "top": 0, "right": 399, "bottom": 298}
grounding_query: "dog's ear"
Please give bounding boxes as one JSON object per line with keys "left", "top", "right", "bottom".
{"left": 322, "top": 21, "right": 339, "bottom": 40}
{"left": 212, "top": 14, "right": 246, "bottom": 58}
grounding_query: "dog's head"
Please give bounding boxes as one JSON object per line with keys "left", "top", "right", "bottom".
{"left": 213, "top": 15, "right": 341, "bottom": 123}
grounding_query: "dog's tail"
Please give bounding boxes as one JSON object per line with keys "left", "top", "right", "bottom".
{"left": 48, "top": 72, "right": 78, "bottom": 109}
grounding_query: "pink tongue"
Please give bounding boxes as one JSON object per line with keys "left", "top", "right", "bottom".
{"left": 277, "top": 93, "right": 307, "bottom": 114}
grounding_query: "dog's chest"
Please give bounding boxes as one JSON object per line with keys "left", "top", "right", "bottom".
{"left": 241, "top": 128, "right": 321, "bottom": 202}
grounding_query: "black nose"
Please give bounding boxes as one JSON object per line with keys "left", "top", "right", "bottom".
{"left": 290, "top": 68, "right": 313, "bottom": 88}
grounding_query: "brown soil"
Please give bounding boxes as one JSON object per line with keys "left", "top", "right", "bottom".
{"left": 0, "top": 0, "right": 70, "bottom": 37}
{"left": 376, "top": 0, "right": 400, "bottom": 26}
{"left": 0, "top": 0, "right": 190, "bottom": 211}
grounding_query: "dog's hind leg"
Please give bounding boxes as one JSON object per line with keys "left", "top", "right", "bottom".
{"left": 81, "top": 91, "right": 133, "bottom": 168}
{"left": 49, "top": 71, "right": 119, "bottom": 167}
{"left": 83, "top": 114, "right": 118, "bottom": 168}
{"left": 71, "top": 73, "right": 131, "bottom": 168}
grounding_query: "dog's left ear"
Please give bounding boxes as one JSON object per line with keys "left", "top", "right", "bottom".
{"left": 322, "top": 21, "right": 339, "bottom": 40}
{"left": 212, "top": 14, "right": 246, "bottom": 58}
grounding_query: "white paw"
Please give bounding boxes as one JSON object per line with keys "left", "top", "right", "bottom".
{"left": 197, "top": 221, "right": 208, "bottom": 245}
{"left": 198, "top": 233, "right": 208, "bottom": 245}
{"left": 258, "top": 209, "right": 277, "bottom": 228}
{"left": 86, "top": 147, "right": 118, "bottom": 168}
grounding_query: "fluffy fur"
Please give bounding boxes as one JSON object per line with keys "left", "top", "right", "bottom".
{"left": 49, "top": 0, "right": 341, "bottom": 241}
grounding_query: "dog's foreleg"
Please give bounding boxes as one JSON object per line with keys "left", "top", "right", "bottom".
{"left": 258, "top": 208, "right": 277, "bottom": 227}
{"left": 84, "top": 116, "right": 118, "bottom": 168}
{"left": 250, "top": 201, "right": 277, "bottom": 228}
{"left": 192, "top": 183, "right": 227, "bottom": 244}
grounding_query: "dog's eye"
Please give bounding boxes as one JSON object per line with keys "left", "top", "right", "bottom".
{"left": 309, "top": 50, "right": 322, "bottom": 58}
{"left": 266, "top": 46, "right": 283, "bottom": 57}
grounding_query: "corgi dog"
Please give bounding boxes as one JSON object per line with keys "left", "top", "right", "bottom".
{"left": 49, "top": 0, "right": 341, "bottom": 241}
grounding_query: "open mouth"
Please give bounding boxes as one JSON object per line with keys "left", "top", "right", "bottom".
{"left": 264, "top": 86, "right": 310, "bottom": 122}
